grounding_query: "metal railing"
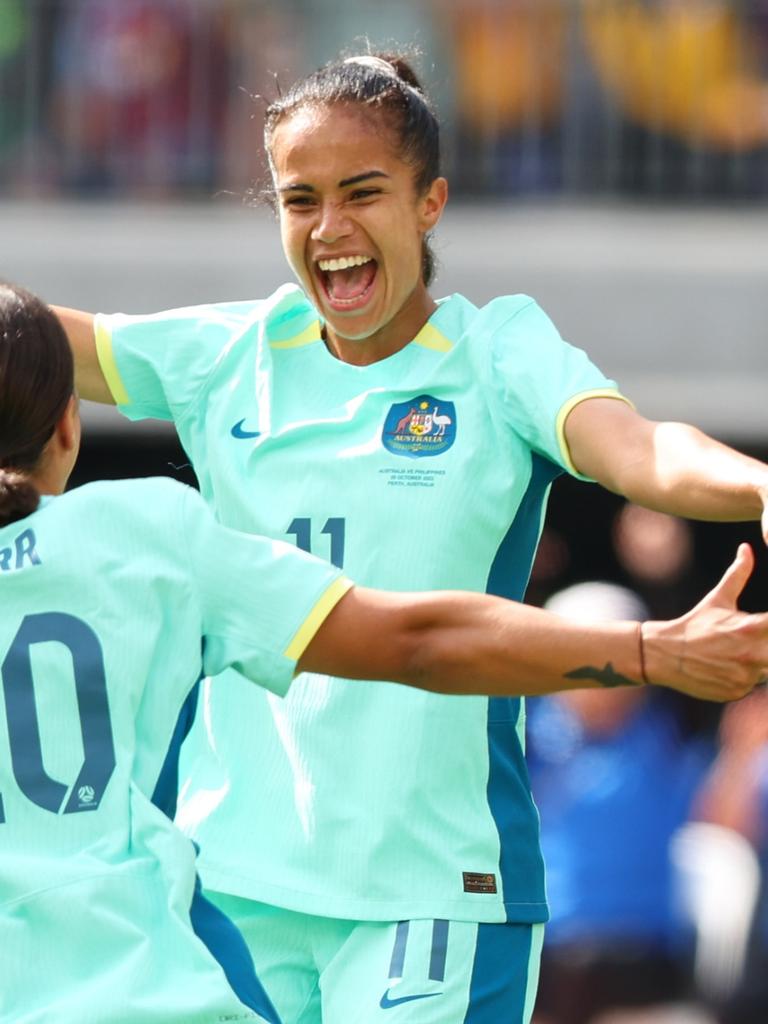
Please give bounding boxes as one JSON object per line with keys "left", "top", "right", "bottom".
{"left": 1, "top": 0, "right": 767, "bottom": 200}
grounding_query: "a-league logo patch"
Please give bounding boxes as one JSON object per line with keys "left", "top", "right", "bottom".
{"left": 382, "top": 395, "right": 456, "bottom": 459}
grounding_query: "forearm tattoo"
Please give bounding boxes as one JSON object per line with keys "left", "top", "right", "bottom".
{"left": 564, "top": 663, "right": 641, "bottom": 688}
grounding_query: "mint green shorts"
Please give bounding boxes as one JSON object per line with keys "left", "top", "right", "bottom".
{"left": 207, "top": 892, "right": 544, "bottom": 1024}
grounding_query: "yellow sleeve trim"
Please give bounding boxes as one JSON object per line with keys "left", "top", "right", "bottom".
{"left": 556, "top": 389, "right": 635, "bottom": 477}
{"left": 284, "top": 576, "right": 354, "bottom": 661}
{"left": 270, "top": 320, "right": 323, "bottom": 350}
{"left": 94, "top": 316, "right": 131, "bottom": 406}
{"left": 413, "top": 322, "right": 452, "bottom": 353}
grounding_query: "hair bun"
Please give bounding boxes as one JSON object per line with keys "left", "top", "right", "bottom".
{"left": 342, "top": 53, "right": 424, "bottom": 94}
{"left": 0, "top": 469, "right": 40, "bottom": 526}
{"left": 343, "top": 55, "right": 397, "bottom": 77}
{"left": 374, "top": 53, "right": 424, "bottom": 93}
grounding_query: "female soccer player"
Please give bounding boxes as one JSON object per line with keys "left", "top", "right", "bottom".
{"left": 10, "top": 279, "right": 762, "bottom": 1024}
{"left": 5, "top": 284, "right": 762, "bottom": 1024}
{"left": 52, "top": 53, "right": 768, "bottom": 1024}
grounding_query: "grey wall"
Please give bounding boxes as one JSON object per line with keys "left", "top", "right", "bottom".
{"left": 3, "top": 199, "right": 766, "bottom": 442}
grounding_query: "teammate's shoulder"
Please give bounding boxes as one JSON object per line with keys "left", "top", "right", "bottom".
{"left": 63, "top": 477, "right": 195, "bottom": 521}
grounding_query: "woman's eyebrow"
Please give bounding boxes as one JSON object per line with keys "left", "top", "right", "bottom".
{"left": 338, "top": 170, "right": 389, "bottom": 187}
{"left": 278, "top": 170, "right": 390, "bottom": 194}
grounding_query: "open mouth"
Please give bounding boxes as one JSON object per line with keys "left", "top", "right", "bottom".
{"left": 316, "top": 255, "right": 378, "bottom": 311}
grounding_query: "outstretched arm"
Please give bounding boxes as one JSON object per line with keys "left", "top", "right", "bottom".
{"left": 299, "top": 544, "right": 768, "bottom": 703}
{"left": 52, "top": 306, "right": 114, "bottom": 404}
{"left": 565, "top": 398, "right": 768, "bottom": 543}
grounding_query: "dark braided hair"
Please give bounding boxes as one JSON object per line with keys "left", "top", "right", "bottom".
{"left": 264, "top": 53, "right": 441, "bottom": 286}
{"left": 0, "top": 282, "right": 74, "bottom": 526}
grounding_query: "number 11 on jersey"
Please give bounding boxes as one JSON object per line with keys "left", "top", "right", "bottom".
{"left": 287, "top": 517, "right": 346, "bottom": 569}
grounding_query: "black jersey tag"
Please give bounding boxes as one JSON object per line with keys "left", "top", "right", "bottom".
{"left": 463, "top": 871, "right": 497, "bottom": 894}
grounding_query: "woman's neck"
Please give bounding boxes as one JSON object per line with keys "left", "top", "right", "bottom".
{"left": 323, "top": 290, "right": 437, "bottom": 366}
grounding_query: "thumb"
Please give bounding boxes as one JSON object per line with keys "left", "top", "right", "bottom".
{"left": 703, "top": 543, "right": 754, "bottom": 610}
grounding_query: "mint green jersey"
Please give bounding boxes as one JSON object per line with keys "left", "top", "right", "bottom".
{"left": 96, "top": 285, "right": 627, "bottom": 924}
{"left": 0, "top": 477, "right": 348, "bottom": 1024}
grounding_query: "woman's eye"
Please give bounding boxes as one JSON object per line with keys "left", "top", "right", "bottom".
{"left": 283, "top": 195, "right": 315, "bottom": 208}
{"left": 350, "top": 189, "right": 380, "bottom": 201}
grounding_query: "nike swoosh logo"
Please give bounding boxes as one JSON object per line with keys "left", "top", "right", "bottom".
{"left": 231, "top": 420, "right": 261, "bottom": 439}
{"left": 379, "top": 989, "right": 442, "bottom": 1010}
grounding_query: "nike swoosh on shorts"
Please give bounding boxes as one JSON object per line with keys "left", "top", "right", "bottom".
{"left": 379, "top": 989, "right": 442, "bottom": 1010}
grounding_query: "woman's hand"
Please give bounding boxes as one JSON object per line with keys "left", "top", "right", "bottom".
{"left": 642, "top": 544, "right": 768, "bottom": 702}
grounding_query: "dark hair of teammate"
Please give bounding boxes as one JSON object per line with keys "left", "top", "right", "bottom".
{"left": 0, "top": 281, "right": 74, "bottom": 526}
{"left": 263, "top": 53, "right": 442, "bottom": 286}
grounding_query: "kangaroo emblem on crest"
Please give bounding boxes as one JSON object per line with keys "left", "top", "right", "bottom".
{"left": 394, "top": 407, "right": 418, "bottom": 434}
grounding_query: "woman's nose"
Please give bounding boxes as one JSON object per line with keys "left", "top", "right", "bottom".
{"left": 311, "top": 202, "right": 353, "bottom": 244}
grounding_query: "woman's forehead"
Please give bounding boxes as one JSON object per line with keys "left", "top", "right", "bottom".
{"left": 271, "top": 103, "right": 398, "bottom": 167}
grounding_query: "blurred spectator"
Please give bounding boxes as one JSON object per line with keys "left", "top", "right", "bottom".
{"left": 581, "top": 0, "right": 768, "bottom": 195}
{"left": 528, "top": 582, "right": 712, "bottom": 1024}
{"left": 49, "top": 0, "right": 231, "bottom": 196}
{"left": 692, "top": 690, "right": 768, "bottom": 1024}
{"left": 0, "top": 0, "right": 31, "bottom": 173}
{"left": 0, "top": 0, "right": 60, "bottom": 193}
{"left": 613, "top": 503, "right": 699, "bottom": 619}
{"left": 297, "top": 0, "right": 438, "bottom": 70}
{"left": 527, "top": 526, "right": 572, "bottom": 608}
{"left": 437, "top": 0, "right": 566, "bottom": 193}
{"left": 215, "top": 0, "right": 302, "bottom": 200}
{"left": 5, "top": 0, "right": 768, "bottom": 201}
{"left": 612, "top": 503, "right": 722, "bottom": 739}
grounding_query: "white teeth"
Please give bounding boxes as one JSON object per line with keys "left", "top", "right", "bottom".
{"left": 317, "top": 255, "right": 372, "bottom": 272}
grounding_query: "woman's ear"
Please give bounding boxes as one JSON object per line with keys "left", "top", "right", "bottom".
{"left": 56, "top": 395, "right": 81, "bottom": 456}
{"left": 418, "top": 176, "right": 449, "bottom": 232}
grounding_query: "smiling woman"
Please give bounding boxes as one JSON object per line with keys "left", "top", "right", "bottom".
{"left": 265, "top": 60, "right": 447, "bottom": 363}
{"left": 47, "top": 47, "right": 768, "bottom": 1024}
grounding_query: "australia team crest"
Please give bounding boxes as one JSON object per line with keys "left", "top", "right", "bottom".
{"left": 382, "top": 395, "right": 457, "bottom": 458}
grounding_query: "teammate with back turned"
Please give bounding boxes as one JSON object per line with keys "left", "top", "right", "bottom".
{"left": 51, "top": 51, "right": 768, "bottom": 1024}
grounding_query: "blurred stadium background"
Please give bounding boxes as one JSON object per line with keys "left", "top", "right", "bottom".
{"left": 2, "top": 3, "right": 768, "bottom": 1018}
